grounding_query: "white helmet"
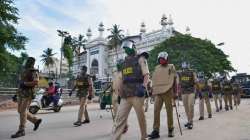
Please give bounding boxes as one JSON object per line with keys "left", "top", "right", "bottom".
{"left": 181, "top": 61, "right": 190, "bottom": 69}
{"left": 157, "top": 51, "right": 168, "bottom": 60}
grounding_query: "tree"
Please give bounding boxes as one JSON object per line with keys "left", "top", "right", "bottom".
{"left": 148, "top": 34, "right": 235, "bottom": 77}
{"left": 40, "top": 48, "right": 56, "bottom": 78}
{"left": 71, "top": 34, "right": 87, "bottom": 68}
{"left": 62, "top": 35, "right": 74, "bottom": 68}
{"left": 0, "top": 0, "right": 28, "bottom": 83}
{"left": 0, "top": 0, "right": 27, "bottom": 50}
{"left": 107, "top": 24, "right": 124, "bottom": 60}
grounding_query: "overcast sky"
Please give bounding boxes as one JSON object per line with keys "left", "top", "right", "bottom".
{"left": 15, "top": 0, "right": 250, "bottom": 74}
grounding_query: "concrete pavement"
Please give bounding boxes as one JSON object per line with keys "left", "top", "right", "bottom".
{"left": 0, "top": 99, "right": 250, "bottom": 140}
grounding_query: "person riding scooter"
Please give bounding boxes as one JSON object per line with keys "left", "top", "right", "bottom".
{"left": 43, "top": 82, "right": 58, "bottom": 107}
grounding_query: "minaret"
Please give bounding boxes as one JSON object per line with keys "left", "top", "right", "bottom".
{"left": 98, "top": 22, "right": 105, "bottom": 38}
{"left": 186, "top": 26, "right": 191, "bottom": 35}
{"left": 160, "top": 14, "right": 168, "bottom": 31}
{"left": 168, "top": 14, "right": 174, "bottom": 34}
{"left": 86, "top": 28, "right": 92, "bottom": 41}
{"left": 140, "top": 22, "right": 146, "bottom": 34}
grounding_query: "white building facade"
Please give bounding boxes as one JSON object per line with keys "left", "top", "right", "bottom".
{"left": 72, "top": 14, "right": 176, "bottom": 80}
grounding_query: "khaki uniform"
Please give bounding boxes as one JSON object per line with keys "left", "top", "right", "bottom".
{"left": 112, "top": 71, "right": 123, "bottom": 116}
{"left": 197, "top": 81, "right": 212, "bottom": 117}
{"left": 222, "top": 81, "right": 233, "bottom": 109}
{"left": 178, "top": 70, "right": 197, "bottom": 124}
{"left": 18, "top": 69, "right": 40, "bottom": 131}
{"left": 233, "top": 83, "right": 241, "bottom": 106}
{"left": 212, "top": 80, "right": 223, "bottom": 111}
{"left": 112, "top": 55, "right": 149, "bottom": 140}
{"left": 151, "top": 64, "right": 176, "bottom": 131}
{"left": 75, "top": 75, "right": 93, "bottom": 122}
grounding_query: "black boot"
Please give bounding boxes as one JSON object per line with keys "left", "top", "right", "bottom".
{"left": 11, "top": 130, "right": 25, "bottom": 138}
{"left": 148, "top": 130, "right": 160, "bottom": 139}
{"left": 73, "top": 121, "right": 82, "bottom": 126}
{"left": 82, "top": 119, "right": 90, "bottom": 124}
{"left": 199, "top": 116, "right": 204, "bottom": 120}
{"left": 220, "top": 106, "right": 223, "bottom": 110}
{"left": 225, "top": 106, "right": 229, "bottom": 111}
{"left": 187, "top": 123, "right": 193, "bottom": 129}
{"left": 230, "top": 106, "right": 233, "bottom": 110}
{"left": 168, "top": 128, "right": 174, "bottom": 137}
{"left": 216, "top": 108, "right": 219, "bottom": 112}
{"left": 184, "top": 122, "right": 190, "bottom": 127}
{"left": 208, "top": 114, "right": 212, "bottom": 118}
{"left": 33, "top": 119, "right": 42, "bottom": 131}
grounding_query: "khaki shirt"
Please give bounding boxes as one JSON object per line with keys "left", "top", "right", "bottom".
{"left": 152, "top": 64, "right": 177, "bottom": 95}
{"left": 19, "top": 69, "right": 39, "bottom": 98}
{"left": 112, "top": 71, "right": 123, "bottom": 96}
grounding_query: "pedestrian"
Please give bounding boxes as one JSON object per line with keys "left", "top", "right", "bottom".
{"left": 148, "top": 51, "right": 177, "bottom": 139}
{"left": 112, "top": 36, "right": 150, "bottom": 140}
{"left": 11, "top": 57, "right": 42, "bottom": 138}
{"left": 178, "top": 61, "right": 197, "bottom": 129}
{"left": 197, "top": 77, "right": 212, "bottom": 120}
{"left": 70, "top": 65, "right": 94, "bottom": 126}
{"left": 232, "top": 81, "right": 241, "bottom": 106}
{"left": 222, "top": 77, "right": 233, "bottom": 111}
{"left": 211, "top": 78, "right": 223, "bottom": 112}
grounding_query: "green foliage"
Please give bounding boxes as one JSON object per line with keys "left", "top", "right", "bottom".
{"left": 40, "top": 48, "right": 56, "bottom": 67}
{"left": 0, "top": 0, "right": 27, "bottom": 50}
{"left": 0, "top": 50, "right": 29, "bottom": 87}
{"left": 107, "top": 24, "right": 124, "bottom": 59}
{"left": 0, "top": 0, "right": 28, "bottom": 87}
{"left": 107, "top": 24, "right": 124, "bottom": 49}
{"left": 62, "top": 43, "right": 73, "bottom": 67}
{"left": 148, "top": 34, "right": 235, "bottom": 77}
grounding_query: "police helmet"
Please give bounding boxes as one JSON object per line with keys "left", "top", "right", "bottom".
{"left": 157, "top": 51, "right": 168, "bottom": 60}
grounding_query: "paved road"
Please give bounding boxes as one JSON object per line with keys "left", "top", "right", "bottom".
{"left": 0, "top": 99, "right": 250, "bottom": 140}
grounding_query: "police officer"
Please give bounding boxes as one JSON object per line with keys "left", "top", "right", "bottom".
{"left": 148, "top": 52, "right": 177, "bottom": 139}
{"left": 232, "top": 81, "right": 241, "bottom": 106}
{"left": 197, "top": 77, "right": 212, "bottom": 120}
{"left": 112, "top": 36, "right": 150, "bottom": 140}
{"left": 222, "top": 77, "right": 233, "bottom": 111}
{"left": 11, "top": 57, "right": 42, "bottom": 138}
{"left": 212, "top": 78, "right": 223, "bottom": 112}
{"left": 70, "top": 65, "right": 93, "bottom": 126}
{"left": 178, "top": 62, "right": 197, "bottom": 129}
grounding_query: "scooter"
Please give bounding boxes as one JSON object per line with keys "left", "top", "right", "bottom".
{"left": 29, "top": 88, "right": 63, "bottom": 114}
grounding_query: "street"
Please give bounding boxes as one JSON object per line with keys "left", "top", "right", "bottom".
{"left": 0, "top": 99, "right": 250, "bottom": 140}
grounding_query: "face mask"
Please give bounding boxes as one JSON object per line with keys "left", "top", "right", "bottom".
{"left": 159, "top": 58, "right": 168, "bottom": 65}
{"left": 124, "top": 47, "right": 135, "bottom": 56}
{"left": 116, "top": 64, "right": 122, "bottom": 71}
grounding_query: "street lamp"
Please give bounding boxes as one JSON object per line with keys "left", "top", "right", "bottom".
{"left": 57, "top": 30, "right": 69, "bottom": 79}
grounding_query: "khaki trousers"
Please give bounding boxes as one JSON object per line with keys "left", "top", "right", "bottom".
{"left": 224, "top": 94, "right": 233, "bottom": 108}
{"left": 112, "top": 94, "right": 119, "bottom": 117}
{"left": 233, "top": 94, "right": 241, "bottom": 106}
{"left": 182, "top": 93, "right": 195, "bottom": 124}
{"left": 77, "top": 97, "right": 89, "bottom": 122}
{"left": 213, "top": 93, "right": 222, "bottom": 110}
{"left": 153, "top": 89, "right": 173, "bottom": 131}
{"left": 199, "top": 94, "right": 212, "bottom": 117}
{"left": 18, "top": 97, "right": 39, "bottom": 131}
{"left": 112, "top": 97, "right": 147, "bottom": 140}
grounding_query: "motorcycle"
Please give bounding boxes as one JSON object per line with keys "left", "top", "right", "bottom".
{"left": 29, "top": 88, "right": 63, "bottom": 114}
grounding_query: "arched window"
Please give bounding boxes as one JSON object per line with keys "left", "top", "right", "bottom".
{"left": 90, "top": 59, "right": 98, "bottom": 75}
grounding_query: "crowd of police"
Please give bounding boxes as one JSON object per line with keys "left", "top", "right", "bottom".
{"left": 11, "top": 36, "right": 242, "bottom": 140}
